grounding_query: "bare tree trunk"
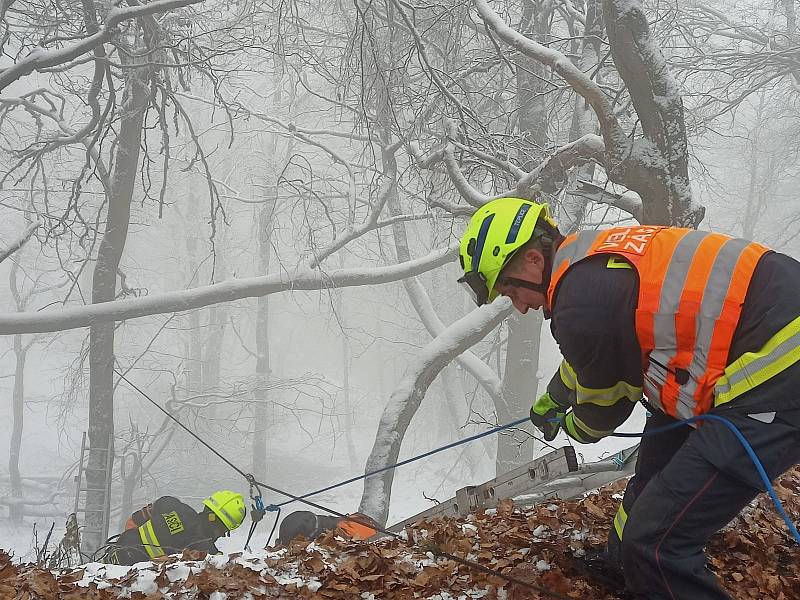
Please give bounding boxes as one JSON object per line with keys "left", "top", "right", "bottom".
{"left": 335, "top": 251, "right": 360, "bottom": 470}
{"left": 253, "top": 197, "right": 275, "bottom": 481}
{"left": 561, "top": 0, "right": 602, "bottom": 233}
{"left": 497, "top": 311, "right": 541, "bottom": 473}
{"left": 186, "top": 223, "right": 203, "bottom": 396}
{"left": 203, "top": 250, "right": 228, "bottom": 402}
{"left": 495, "top": 0, "right": 552, "bottom": 474}
{"left": 8, "top": 333, "right": 27, "bottom": 523}
{"left": 742, "top": 92, "right": 766, "bottom": 240}
{"left": 84, "top": 60, "right": 149, "bottom": 554}
{"left": 117, "top": 446, "right": 142, "bottom": 532}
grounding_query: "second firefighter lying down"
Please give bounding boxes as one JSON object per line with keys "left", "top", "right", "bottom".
{"left": 277, "top": 510, "right": 379, "bottom": 545}
{"left": 103, "top": 490, "right": 246, "bottom": 565}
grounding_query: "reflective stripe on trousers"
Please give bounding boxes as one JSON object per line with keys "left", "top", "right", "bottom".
{"left": 613, "top": 503, "right": 628, "bottom": 541}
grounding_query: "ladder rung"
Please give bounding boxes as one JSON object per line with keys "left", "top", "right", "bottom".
{"left": 75, "top": 508, "right": 107, "bottom": 513}
{"left": 77, "top": 487, "right": 109, "bottom": 493}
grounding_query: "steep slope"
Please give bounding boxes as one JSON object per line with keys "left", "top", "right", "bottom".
{"left": 2, "top": 468, "right": 798, "bottom": 599}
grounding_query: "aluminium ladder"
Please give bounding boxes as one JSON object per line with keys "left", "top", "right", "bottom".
{"left": 73, "top": 432, "right": 114, "bottom": 558}
{"left": 389, "top": 444, "right": 639, "bottom": 532}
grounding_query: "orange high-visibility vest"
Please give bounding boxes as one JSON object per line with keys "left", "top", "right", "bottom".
{"left": 547, "top": 226, "right": 769, "bottom": 419}
{"left": 336, "top": 513, "right": 377, "bottom": 540}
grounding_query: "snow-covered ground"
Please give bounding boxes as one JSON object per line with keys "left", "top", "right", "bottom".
{"left": 3, "top": 470, "right": 798, "bottom": 600}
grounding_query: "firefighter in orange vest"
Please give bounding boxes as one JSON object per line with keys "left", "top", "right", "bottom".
{"left": 276, "top": 510, "right": 379, "bottom": 545}
{"left": 458, "top": 197, "right": 800, "bottom": 600}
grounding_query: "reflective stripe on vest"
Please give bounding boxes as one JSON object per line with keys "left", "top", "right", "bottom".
{"left": 547, "top": 226, "right": 769, "bottom": 419}
{"left": 715, "top": 315, "right": 800, "bottom": 405}
{"left": 138, "top": 520, "right": 165, "bottom": 559}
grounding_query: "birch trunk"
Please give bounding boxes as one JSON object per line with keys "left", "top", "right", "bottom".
{"left": 358, "top": 302, "right": 511, "bottom": 525}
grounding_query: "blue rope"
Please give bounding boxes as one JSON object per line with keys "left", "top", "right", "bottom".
{"left": 596, "top": 413, "right": 800, "bottom": 544}
{"left": 272, "top": 416, "right": 531, "bottom": 509}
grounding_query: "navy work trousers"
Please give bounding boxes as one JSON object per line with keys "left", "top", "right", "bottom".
{"left": 609, "top": 408, "right": 800, "bottom": 599}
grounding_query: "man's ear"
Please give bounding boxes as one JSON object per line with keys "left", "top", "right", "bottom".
{"left": 522, "top": 248, "right": 545, "bottom": 268}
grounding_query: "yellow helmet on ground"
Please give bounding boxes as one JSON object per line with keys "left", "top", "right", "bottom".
{"left": 458, "top": 198, "right": 559, "bottom": 305}
{"left": 203, "top": 490, "right": 247, "bottom": 531}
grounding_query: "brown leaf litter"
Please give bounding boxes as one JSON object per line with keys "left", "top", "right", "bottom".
{"left": 2, "top": 467, "right": 798, "bottom": 599}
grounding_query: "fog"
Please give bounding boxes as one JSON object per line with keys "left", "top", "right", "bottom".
{"left": 1, "top": 0, "right": 799, "bottom": 566}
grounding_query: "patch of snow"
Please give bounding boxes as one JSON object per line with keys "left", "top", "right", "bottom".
{"left": 207, "top": 553, "right": 230, "bottom": 569}
{"left": 535, "top": 559, "right": 551, "bottom": 572}
{"left": 128, "top": 568, "right": 158, "bottom": 596}
{"left": 76, "top": 562, "right": 133, "bottom": 588}
{"left": 571, "top": 528, "right": 589, "bottom": 542}
{"left": 531, "top": 525, "right": 549, "bottom": 538}
{"left": 165, "top": 562, "right": 191, "bottom": 582}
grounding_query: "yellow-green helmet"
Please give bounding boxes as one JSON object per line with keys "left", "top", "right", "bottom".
{"left": 458, "top": 198, "right": 558, "bottom": 305}
{"left": 203, "top": 490, "right": 247, "bottom": 531}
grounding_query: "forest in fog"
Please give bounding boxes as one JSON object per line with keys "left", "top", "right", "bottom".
{"left": 1, "top": 0, "right": 799, "bottom": 563}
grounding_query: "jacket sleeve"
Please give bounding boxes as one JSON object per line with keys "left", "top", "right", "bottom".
{"left": 129, "top": 503, "right": 153, "bottom": 528}
{"left": 549, "top": 256, "right": 644, "bottom": 443}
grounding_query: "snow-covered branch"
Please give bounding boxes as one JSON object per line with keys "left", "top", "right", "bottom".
{"left": 0, "top": 245, "right": 457, "bottom": 334}
{"left": 0, "top": 0, "right": 202, "bottom": 92}
{"left": 473, "top": 0, "right": 626, "bottom": 152}
{"left": 515, "top": 134, "right": 606, "bottom": 198}
{"left": 0, "top": 221, "right": 40, "bottom": 264}
{"left": 358, "top": 299, "right": 513, "bottom": 525}
{"left": 443, "top": 144, "right": 489, "bottom": 208}
{"left": 404, "top": 277, "right": 504, "bottom": 403}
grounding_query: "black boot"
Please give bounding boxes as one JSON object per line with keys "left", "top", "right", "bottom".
{"left": 571, "top": 549, "right": 632, "bottom": 599}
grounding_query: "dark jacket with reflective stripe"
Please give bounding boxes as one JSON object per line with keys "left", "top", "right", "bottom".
{"left": 548, "top": 251, "right": 800, "bottom": 442}
{"left": 108, "top": 496, "right": 219, "bottom": 565}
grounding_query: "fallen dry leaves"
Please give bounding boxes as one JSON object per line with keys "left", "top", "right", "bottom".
{"left": 2, "top": 467, "right": 799, "bottom": 599}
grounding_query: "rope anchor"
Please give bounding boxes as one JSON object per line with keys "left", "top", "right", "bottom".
{"left": 245, "top": 475, "right": 267, "bottom": 551}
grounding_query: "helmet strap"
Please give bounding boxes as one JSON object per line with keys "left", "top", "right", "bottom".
{"left": 502, "top": 277, "right": 548, "bottom": 294}
{"left": 499, "top": 232, "right": 563, "bottom": 313}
